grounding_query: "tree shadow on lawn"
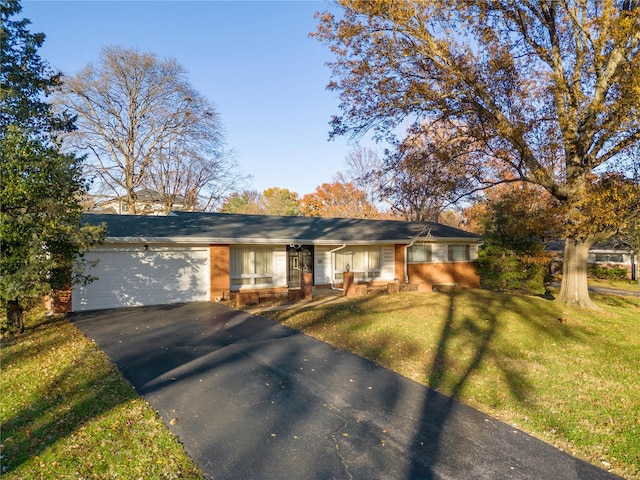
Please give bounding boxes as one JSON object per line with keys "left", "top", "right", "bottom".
{"left": 274, "top": 289, "right": 579, "bottom": 397}
{"left": 270, "top": 288, "right": 585, "bottom": 478}
{"left": 51, "top": 295, "right": 606, "bottom": 479}
{"left": 0, "top": 317, "right": 138, "bottom": 474}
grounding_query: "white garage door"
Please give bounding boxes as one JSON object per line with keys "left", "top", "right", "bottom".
{"left": 72, "top": 247, "right": 210, "bottom": 312}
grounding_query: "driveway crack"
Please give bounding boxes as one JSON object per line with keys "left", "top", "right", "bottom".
{"left": 324, "top": 403, "right": 354, "bottom": 480}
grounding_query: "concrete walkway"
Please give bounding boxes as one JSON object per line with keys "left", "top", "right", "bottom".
{"left": 72, "top": 302, "right": 620, "bottom": 480}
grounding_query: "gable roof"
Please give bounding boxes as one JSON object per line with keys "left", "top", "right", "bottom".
{"left": 85, "top": 211, "right": 480, "bottom": 245}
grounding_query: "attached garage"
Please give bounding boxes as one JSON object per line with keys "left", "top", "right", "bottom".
{"left": 72, "top": 246, "right": 210, "bottom": 312}
{"left": 63, "top": 212, "right": 480, "bottom": 313}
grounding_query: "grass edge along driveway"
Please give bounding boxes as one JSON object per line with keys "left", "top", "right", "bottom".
{"left": 262, "top": 288, "right": 640, "bottom": 480}
{"left": 0, "top": 311, "right": 203, "bottom": 479}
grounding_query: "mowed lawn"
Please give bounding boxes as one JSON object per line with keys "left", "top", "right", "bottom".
{"left": 264, "top": 289, "right": 640, "bottom": 479}
{"left": 0, "top": 312, "right": 203, "bottom": 479}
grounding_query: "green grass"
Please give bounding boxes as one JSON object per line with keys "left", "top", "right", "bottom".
{"left": 0, "top": 310, "right": 203, "bottom": 479}
{"left": 589, "top": 276, "right": 640, "bottom": 293}
{"left": 264, "top": 289, "right": 640, "bottom": 479}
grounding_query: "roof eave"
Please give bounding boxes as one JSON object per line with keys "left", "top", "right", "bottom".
{"left": 103, "top": 236, "right": 481, "bottom": 245}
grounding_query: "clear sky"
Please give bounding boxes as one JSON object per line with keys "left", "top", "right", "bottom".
{"left": 20, "top": 0, "right": 376, "bottom": 197}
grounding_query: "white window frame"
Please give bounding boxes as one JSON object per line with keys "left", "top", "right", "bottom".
{"left": 334, "top": 246, "right": 382, "bottom": 281}
{"left": 594, "top": 252, "right": 624, "bottom": 264}
{"left": 230, "top": 246, "right": 275, "bottom": 289}
{"left": 408, "top": 243, "right": 433, "bottom": 263}
{"left": 447, "top": 244, "right": 471, "bottom": 262}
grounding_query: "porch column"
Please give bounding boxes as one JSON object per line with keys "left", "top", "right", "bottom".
{"left": 343, "top": 271, "right": 356, "bottom": 296}
{"left": 302, "top": 272, "right": 313, "bottom": 300}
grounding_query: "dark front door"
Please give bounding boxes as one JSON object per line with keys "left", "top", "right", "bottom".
{"left": 288, "top": 246, "right": 313, "bottom": 288}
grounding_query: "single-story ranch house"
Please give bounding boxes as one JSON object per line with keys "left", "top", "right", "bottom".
{"left": 60, "top": 212, "right": 481, "bottom": 312}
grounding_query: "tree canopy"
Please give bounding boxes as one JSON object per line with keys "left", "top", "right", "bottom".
{"left": 300, "top": 182, "right": 378, "bottom": 218}
{"left": 315, "top": 0, "right": 640, "bottom": 308}
{"left": 221, "top": 188, "right": 300, "bottom": 216}
{"left": 1, "top": 0, "right": 103, "bottom": 332}
{"left": 380, "top": 121, "right": 480, "bottom": 221}
{"left": 56, "top": 46, "right": 241, "bottom": 214}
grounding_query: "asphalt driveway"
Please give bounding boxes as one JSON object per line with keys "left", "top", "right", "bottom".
{"left": 71, "top": 302, "right": 618, "bottom": 480}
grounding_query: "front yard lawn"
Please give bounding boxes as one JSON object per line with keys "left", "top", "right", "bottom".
{"left": 589, "top": 277, "right": 640, "bottom": 293}
{"left": 264, "top": 289, "right": 640, "bottom": 479}
{"left": 0, "top": 310, "right": 203, "bottom": 479}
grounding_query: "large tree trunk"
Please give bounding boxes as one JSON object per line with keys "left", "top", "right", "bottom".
{"left": 7, "top": 299, "right": 25, "bottom": 333}
{"left": 557, "top": 237, "right": 598, "bottom": 309}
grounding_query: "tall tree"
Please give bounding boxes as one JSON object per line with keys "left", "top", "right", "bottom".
{"left": 381, "top": 121, "right": 480, "bottom": 221}
{"left": 220, "top": 188, "right": 300, "bottom": 216}
{"left": 57, "top": 46, "right": 238, "bottom": 214}
{"left": 220, "top": 190, "right": 262, "bottom": 215}
{"left": 260, "top": 187, "right": 300, "bottom": 216}
{"left": 1, "top": 0, "right": 103, "bottom": 332}
{"left": 143, "top": 148, "right": 243, "bottom": 214}
{"left": 315, "top": 0, "right": 640, "bottom": 308}
{"left": 333, "top": 145, "right": 383, "bottom": 208}
{"left": 300, "top": 182, "right": 378, "bottom": 218}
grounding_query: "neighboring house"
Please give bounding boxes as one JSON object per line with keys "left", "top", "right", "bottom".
{"left": 60, "top": 212, "right": 481, "bottom": 312}
{"left": 547, "top": 240, "right": 635, "bottom": 278}
{"left": 588, "top": 242, "right": 635, "bottom": 277}
{"left": 88, "top": 189, "right": 188, "bottom": 215}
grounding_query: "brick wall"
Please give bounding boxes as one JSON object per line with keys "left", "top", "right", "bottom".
{"left": 210, "top": 245, "right": 230, "bottom": 300}
{"left": 53, "top": 287, "right": 72, "bottom": 314}
{"left": 408, "top": 262, "right": 480, "bottom": 289}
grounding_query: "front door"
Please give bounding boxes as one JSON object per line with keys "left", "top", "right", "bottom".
{"left": 288, "top": 246, "right": 313, "bottom": 288}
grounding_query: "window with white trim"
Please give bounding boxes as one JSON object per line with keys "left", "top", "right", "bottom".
{"left": 447, "top": 244, "right": 471, "bottom": 262}
{"left": 595, "top": 253, "right": 624, "bottom": 263}
{"left": 408, "top": 244, "right": 433, "bottom": 263}
{"left": 334, "top": 246, "right": 382, "bottom": 280}
{"left": 230, "top": 246, "right": 274, "bottom": 287}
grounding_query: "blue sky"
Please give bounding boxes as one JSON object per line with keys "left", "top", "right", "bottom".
{"left": 21, "top": 0, "right": 376, "bottom": 197}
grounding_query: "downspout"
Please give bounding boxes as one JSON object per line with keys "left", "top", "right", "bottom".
{"left": 404, "top": 225, "right": 432, "bottom": 284}
{"left": 404, "top": 240, "right": 417, "bottom": 285}
{"left": 329, "top": 243, "right": 347, "bottom": 290}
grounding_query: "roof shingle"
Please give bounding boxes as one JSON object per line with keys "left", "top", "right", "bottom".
{"left": 85, "top": 211, "right": 480, "bottom": 244}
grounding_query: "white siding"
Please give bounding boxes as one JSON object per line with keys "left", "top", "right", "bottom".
{"left": 314, "top": 245, "right": 338, "bottom": 285}
{"left": 381, "top": 245, "right": 396, "bottom": 280}
{"left": 72, "top": 246, "right": 210, "bottom": 312}
{"left": 274, "top": 247, "right": 288, "bottom": 286}
{"left": 470, "top": 243, "right": 479, "bottom": 261}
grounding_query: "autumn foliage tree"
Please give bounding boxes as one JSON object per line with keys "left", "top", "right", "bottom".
{"left": 315, "top": 0, "right": 640, "bottom": 308}
{"left": 300, "top": 182, "right": 378, "bottom": 218}
{"left": 220, "top": 190, "right": 262, "bottom": 215}
{"left": 260, "top": 187, "right": 301, "bottom": 216}
{"left": 221, "top": 188, "right": 300, "bottom": 216}
{"left": 468, "top": 183, "right": 562, "bottom": 294}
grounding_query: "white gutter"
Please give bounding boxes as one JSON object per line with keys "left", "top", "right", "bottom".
{"left": 329, "top": 243, "right": 347, "bottom": 290}
{"left": 100, "top": 236, "right": 479, "bottom": 246}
